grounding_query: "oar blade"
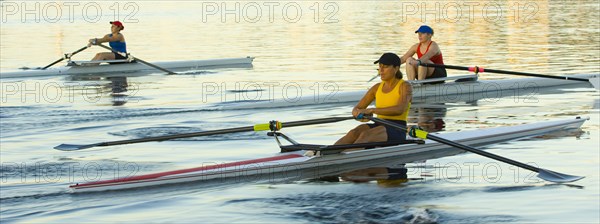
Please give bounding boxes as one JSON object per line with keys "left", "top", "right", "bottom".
{"left": 537, "top": 169, "right": 585, "bottom": 183}
{"left": 54, "top": 143, "right": 99, "bottom": 151}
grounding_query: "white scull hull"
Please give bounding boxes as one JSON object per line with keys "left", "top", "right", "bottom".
{"left": 0, "top": 57, "right": 254, "bottom": 79}
{"left": 220, "top": 74, "right": 599, "bottom": 109}
{"left": 70, "top": 116, "right": 587, "bottom": 192}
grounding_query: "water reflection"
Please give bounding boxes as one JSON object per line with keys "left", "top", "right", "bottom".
{"left": 409, "top": 106, "right": 447, "bottom": 133}
{"left": 341, "top": 167, "right": 410, "bottom": 187}
{"left": 67, "top": 75, "right": 132, "bottom": 106}
{"left": 106, "top": 76, "right": 129, "bottom": 106}
{"left": 337, "top": 105, "right": 448, "bottom": 186}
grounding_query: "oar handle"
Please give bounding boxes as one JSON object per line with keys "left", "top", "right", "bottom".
{"left": 420, "top": 63, "right": 590, "bottom": 82}
{"left": 96, "top": 44, "right": 176, "bottom": 75}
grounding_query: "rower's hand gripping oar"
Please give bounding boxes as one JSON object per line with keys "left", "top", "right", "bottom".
{"left": 40, "top": 46, "right": 90, "bottom": 70}
{"left": 358, "top": 114, "right": 584, "bottom": 183}
{"left": 420, "top": 63, "right": 600, "bottom": 90}
{"left": 54, "top": 116, "right": 354, "bottom": 151}
{"left": 95, "top": 44, "right": 177, "bottom": 75}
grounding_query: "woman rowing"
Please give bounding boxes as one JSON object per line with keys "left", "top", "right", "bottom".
{"left": 400, "top": 25, "right": 447, "bottom": 81}
{"left": 88, "top": 21, "right": 127, "bottom": 62}
{"left": 334, "top": 53, "right": 412, "bottom": 151}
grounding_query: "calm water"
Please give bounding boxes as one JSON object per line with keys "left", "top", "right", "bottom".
{"left": 1, "top": 1, "right": 599, "bottom": 223}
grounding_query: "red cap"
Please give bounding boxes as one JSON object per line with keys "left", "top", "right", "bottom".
{"left": 110, "top": 21, "right": 124, "bottom": 29}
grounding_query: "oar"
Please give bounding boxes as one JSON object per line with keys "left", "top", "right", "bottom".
{"left": 41, "top": 46, "right": 90, "bottom": 69}
{"left": 367, "top": 116, "right": 584, "bottom": 183}
{"left": 367, "top": 67, "right": 385, "bottom": 82}
{"left": 55, "top": 116, "right": 353, "bottom": 151}
{"left": 96, "top": 44, "right": 176, "bottom": 75}
{"left": 420, "top": 63, "right": 599, "bottom": 90}
{"left": 367, "top": 69, "right": 380, "bottom": 82}
{"left": 367, "top": 74, "right": 379, "bottom": 82}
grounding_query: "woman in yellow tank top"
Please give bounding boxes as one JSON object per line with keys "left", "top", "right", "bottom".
{"left": 334, "top": 53, "right": 413, "bottom": 151}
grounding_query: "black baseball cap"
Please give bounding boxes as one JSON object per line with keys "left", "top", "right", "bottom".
{"left": 374, "top": 53, "right": 400, "bottom": 66}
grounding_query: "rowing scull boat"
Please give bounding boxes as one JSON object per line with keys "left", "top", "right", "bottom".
{"left": 0, "top": 57, "right": 254, "bottom": 79}
{"left": 219, "top": 73, "right": 599, "bottom": 109}
{"left": 69, "top": 116, "right": 587, "bottom": 192}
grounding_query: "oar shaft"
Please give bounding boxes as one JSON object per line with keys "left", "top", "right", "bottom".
{"left": 281, "top": 116, "right": 354, "bottom": 128}
{"left": 424, "top": 130, "right": 541, "bottom": 172}
{"left": 42, "top": 46, "right": 89, "bottom": 69}
{"left": 367, "top": 74, "right": 380, "bottom": 82}
{"left": 420, "top": 63, "right": 590, "bottom": 82}
{"left": 99, "top": 126, "right": 256, "bottom": 147}
{"left": 43, "top": 59, "right": 67, "bottom": 70}
{"left": 483, "top": 68, "right": 589, "bottom": 82}
{"left": 99, "top": 117, "right": 352, "bottom": 146}
{"left": 59, "top": 116, "right": 354, "bottom": 150}
{"left": 97, "top": 44, "right": 176, "bottom": 74}
{"left": 370, "top": 117, "right": 541, "bottom": 173}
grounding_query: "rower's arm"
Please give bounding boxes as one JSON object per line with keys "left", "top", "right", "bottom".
{"left": 371, "top": 82, "right": 412, "bottom": 116}
{"left": 93, "top": 34, "right": 124, "bottom": 44}
{"left": 418, "top": 42, "right": 440, "bottom": 62}
{"left": 400, "top": 44, "right": 417, "bottom": 65}
{"left": 352, "top": 84, "right": 378, "bottom": 117}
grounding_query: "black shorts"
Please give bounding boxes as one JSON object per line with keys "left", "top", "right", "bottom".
{"left": 113, "top": 52, "right": 127, "bottom": 60}
{"left": 366, "top": 119, "right": 407, "bottom": 142}
{"left": 426, "top": 67, "right": 447, "bottom": 84}
{"left": 386, "top": 167, "right": 408, "bottom": 179}
{"left": 110, "top": 52, "right": 128, "bottom": 64}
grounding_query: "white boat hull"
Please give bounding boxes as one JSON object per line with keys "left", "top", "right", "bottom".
{"left": 220, "top": 74, "right": 599, "bottom": 109}
{"left": 0, "top": 57, "right": 254, "bottom": 79}
{"left": 69, "top": 116, "right": 587, "bottom": 193}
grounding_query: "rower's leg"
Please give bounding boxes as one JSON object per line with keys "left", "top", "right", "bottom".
{"left": 341, "top": 167, "right": 389, "bottom": 182}
{"left": 340, "top": 126, "right": 387, "bottom": 152}
{"left": 406, "top": 60, "right": 418, "bottom": 80}
{"left": 88, "top": 52, "right": 117, "bottom": 66}
{"left": 91, "top": 52, "right": 116, "bottom": 61}
{"left": 354, "top": 126, "right": 387, "bottom": 144}
{"left": 417, "top": 60, "right": 436, "bottom": 80}
{"left": 334, "top": 124, "right": 370, "bottom": 145}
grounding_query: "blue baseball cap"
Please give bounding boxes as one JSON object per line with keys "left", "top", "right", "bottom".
{"left": 415, "top": 25, "right": 433, "bottom": 34}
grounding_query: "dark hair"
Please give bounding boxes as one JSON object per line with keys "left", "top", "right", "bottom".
{"left": 395, "top": 67, "right": 403, "bottom": 79}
